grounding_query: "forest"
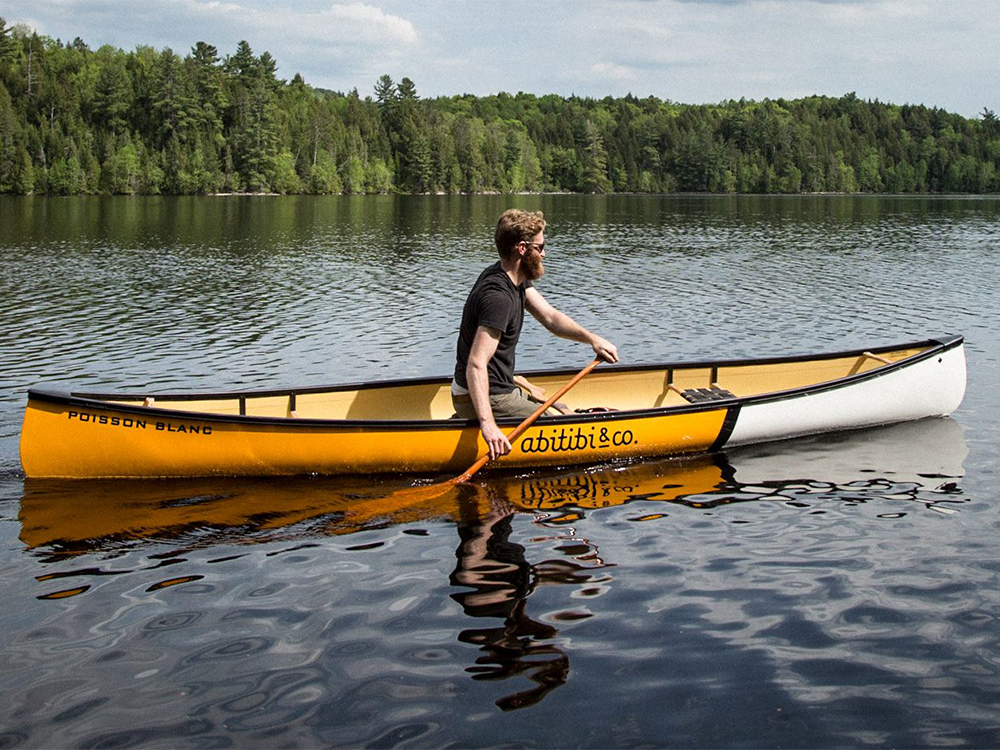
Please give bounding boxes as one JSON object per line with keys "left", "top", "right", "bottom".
{"left": 1, "top": 19, "right": 998, "bottom": 196}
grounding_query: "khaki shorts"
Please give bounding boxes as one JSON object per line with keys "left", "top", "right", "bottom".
{"left": 452, "top": 388, "right": 559, "bottom": 420}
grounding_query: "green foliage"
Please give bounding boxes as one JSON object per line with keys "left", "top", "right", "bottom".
{"left": 0, "top": 27, "right": 997, "bottom": 196}
{"left": 366, "top": 158, "right": 393, "bottom": 194}
{"left": 309, "top": 149, "right": 341, "bottom": 194}
{"left": 100, "top": 137, "right": 141, "bottom": 193}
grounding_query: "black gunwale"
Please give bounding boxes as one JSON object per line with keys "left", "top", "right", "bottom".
{"left": 26, "top": 335, "right": 964, "bottom": 431}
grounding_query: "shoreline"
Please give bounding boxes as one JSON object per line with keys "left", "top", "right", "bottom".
{"left": 3, "top": 191, "right": 997, "bottom": 199}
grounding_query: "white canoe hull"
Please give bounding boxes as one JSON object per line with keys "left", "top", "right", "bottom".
{"left": 727, "top": 341, "right": 966, "bottom": 447}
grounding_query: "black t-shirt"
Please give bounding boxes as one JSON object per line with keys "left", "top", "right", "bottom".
{"left": 454, "top": 262, "right": 533, "bottom": 394}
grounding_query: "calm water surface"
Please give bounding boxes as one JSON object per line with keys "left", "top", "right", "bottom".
{"left": 1, "top": 195, "right": 999, "bottom": 747}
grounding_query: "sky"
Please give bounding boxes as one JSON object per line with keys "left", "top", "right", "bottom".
{"left": 4, "top": 0, "right": 997, "bottom": 118}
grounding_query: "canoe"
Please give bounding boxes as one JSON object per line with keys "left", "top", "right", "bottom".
{"left": 19, "top": 335, "right": 966, "bottom": 479}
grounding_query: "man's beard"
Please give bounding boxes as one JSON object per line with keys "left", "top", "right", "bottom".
{"left": 522, "top": 249, "right": 545, "bottom": 280}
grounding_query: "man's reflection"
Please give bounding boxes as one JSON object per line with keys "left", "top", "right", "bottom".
{"left": 449, "top": 486, "right": 607, "bottom": 711}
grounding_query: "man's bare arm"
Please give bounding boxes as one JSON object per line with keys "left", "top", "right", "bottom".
{"left": 466, "top": 325, "right": 512, "bottom": 460}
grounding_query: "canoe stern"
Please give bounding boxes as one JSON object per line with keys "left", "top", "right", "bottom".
{"left": 725, "top": 339, "right": 966, "bottom": 448}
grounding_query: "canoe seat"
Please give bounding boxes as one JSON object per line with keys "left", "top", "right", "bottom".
{"left": 682, "top": 386, "right": 735, "bottom": 403}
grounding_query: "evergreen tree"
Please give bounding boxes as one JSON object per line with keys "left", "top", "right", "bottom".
{"left": 397, "top": 77, "right": 417, "bottom": 102}
{"left": 581, "top": 119, "right": 611, "bottom": 193}
{"left": 224, "top": 40, "right": 279, "bottom": 191}
{"left": 0, "top": 80, "right": 21, "bottom": 191}
{"left": 155, "top": 48, "right": 194, "bottom": 146}
{"left": 982, "top": 108, "right": 998, "bottom": 137}
{"left": 0, "top": 17, "right": 16, "bottom": 68}
{"left": 92, "top": 47, "right": 132, "bottom": 133}
{"left": 190, "top": 42, "right": 226, "bottom": 144}
{"left": 374, "top": 74, "right": 397, "bottom": 111}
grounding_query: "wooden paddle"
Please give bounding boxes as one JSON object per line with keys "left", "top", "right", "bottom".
{"left": 386, "top": 358, "right": 602, "bottom": 502}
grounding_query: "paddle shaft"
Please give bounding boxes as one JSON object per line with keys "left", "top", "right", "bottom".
{"left": 451, "top": 358, "right": 602, "bottom": 484}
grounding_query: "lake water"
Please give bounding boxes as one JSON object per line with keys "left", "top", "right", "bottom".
{"left": 1, "top": 194, "right": 998, "bottom": 748}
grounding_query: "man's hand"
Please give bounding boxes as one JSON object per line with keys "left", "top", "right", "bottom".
{"left": 591, "top": 335, "right": 619, "bottom": 364}
{"left": 480, "top": 420, "right": 512, "bottom": 461}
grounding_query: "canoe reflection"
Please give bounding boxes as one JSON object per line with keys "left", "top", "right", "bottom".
{"left": 19, "top": 473, "right": 484, "bottom": 556}
{"left": 19, "top": 417, "right": 967, "bottom": 711}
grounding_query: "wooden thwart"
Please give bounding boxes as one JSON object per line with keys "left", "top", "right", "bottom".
{"left": 863, "top": 351, "right": 893, "bottom": 365}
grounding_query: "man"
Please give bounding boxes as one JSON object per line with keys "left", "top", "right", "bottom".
{"left": 453, "top": 209, "right": 619, "bottom": 461}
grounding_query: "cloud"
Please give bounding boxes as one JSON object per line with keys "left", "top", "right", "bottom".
{"left": 670, "top": 0, "right": 877, "bottom": 4}
{"left": 18, "top": 0, "right": 418, "bottom": 59}
{"left": 591, "top": 62, "right": 636, "bottom": 81}
{"left": 257, "top": 2, "right": 418, "bottom": 47}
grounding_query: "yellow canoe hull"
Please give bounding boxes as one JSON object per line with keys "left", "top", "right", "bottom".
{"left": 20, "top": 393, "right": 730, "bottom": 478}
